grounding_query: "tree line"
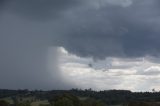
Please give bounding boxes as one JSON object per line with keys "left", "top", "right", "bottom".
{"left": 0, "top": 89, "right": 160, "bottom": 105}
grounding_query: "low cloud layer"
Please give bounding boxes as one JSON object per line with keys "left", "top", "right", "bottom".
{"left": 59, "top": 47, "right": 160, "bottom": 91}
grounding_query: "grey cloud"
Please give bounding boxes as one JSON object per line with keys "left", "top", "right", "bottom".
{"left": 1, "top": 0, "right": 82, "bottom": 20}
{"left": 0, "top": 0, "right": 6, "bottom": 10}
{"left": 3, "top": 0, "right": 160, "bottom": 59}
{"left": 1, "top": 0, "right": 160, "bottom": 90}
{"left": 52, "top": 0, "right": 160, "bottom": 59}
{"left": 0, "top": 11, "right": 73, "bottom": 90}
{"left": 139, "top": 66, "right": 160, "bottom": 76}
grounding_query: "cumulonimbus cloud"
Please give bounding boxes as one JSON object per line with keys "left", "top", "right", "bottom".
{"left": 2, "top": 0, "right": 160, "bottom": 59}
{"left": 1, "top": 0, "right": 160, "bottom": 90}
{"left": 52, "top": 0, "right": 160, "bottom": 59}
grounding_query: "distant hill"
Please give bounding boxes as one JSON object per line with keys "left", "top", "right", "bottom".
{"left": 0, "top": 89, "right": 160, "bottom": 105}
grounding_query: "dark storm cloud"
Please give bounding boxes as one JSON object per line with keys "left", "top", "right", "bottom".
{"left": 1, "top": 0, "right": 82, "bottom": 20}
{"left": 52, "top": 0, "right": 160, "bottom": 59}
{"left": 0, "top": 18, "right": 71, "bottom": 89}
{"left": 0, "top": 0, "right": 6, "bottom": 10}
{"left": 2, "top": 0, "right": 160, "bottom": 59}
{"left": 1, "top": 0, "right": 160, "bottom": 90}
{"left": 0, "top": 0, "right": 81, "bottom": 89}
{"left": 0, "top": 0, "right": 5, "bottom": 5}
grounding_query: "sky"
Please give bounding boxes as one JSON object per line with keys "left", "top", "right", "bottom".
{"left": 0, "top": 0, "right": 160, "bottom": 91}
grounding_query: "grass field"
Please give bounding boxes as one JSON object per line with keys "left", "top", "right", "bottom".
{"left": 0, "top": 96, "right": 49, "bottom": 106}
{"left": 0, "top": 97, "right": 13, "bottom": 104}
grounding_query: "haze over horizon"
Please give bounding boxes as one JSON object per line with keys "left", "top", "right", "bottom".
{"left": 1, "top": 0, "right": 160, "bottom": 92}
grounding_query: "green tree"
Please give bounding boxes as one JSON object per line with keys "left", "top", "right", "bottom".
{"left": 54, "top": 97, "right": 74, "bottom": 106}
{"left": 49, "top": 93, "right": 81, "bottom": 106}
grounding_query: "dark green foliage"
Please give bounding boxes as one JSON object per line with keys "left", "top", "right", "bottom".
{"left": 54, "top": 97, "right": 74, "bottom": 106}
{"left": 49, "top": 93, "right": 105, "bottom": 106}
{"left": 81, "top": 98, "right": 105, "bottom": 106}
{"left": 128, "top": 101, "right": 160, "bottom": 106}
{"left": 0, "top": 89, "right": 18, "bottom": 98}
{"left": 49, "top": 93, "right": 81, "bottom": 106}
{"left": 39, "top": 104, "right": 51, "bottom": 106}
{"left": 0, "top": 100, "right": 9, "bottom": 106}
